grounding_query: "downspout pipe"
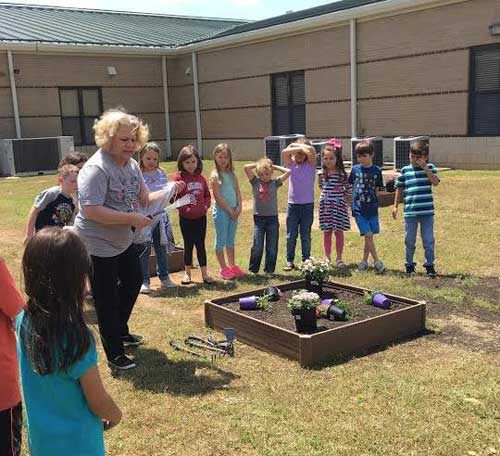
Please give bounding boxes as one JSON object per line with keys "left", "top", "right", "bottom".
{"left": 7, "top": 50, "right": 21, "bottom": 139}
{"left": 161, "top": 56, "right": 172, "bottom": 159}
{"left": 350, "top": 18, "right": 357, "bottom": 139}
{"left": 192, "top": 52, "right": 203, "bottom": 157}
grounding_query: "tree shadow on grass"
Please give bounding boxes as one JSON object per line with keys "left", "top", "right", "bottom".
{"left": 113, "top": 346, "right": 239, "bottom": 396}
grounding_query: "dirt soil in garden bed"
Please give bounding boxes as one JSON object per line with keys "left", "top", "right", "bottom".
{"left": 221, "top": 285, "right": 412, "bottom": 333}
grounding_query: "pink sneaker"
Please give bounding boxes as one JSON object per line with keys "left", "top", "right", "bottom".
{"left": 230, "top": 265, "right": 246, "bottom": 277}
{"left": 220, "top": 267, "right": 235, "bottom": 280}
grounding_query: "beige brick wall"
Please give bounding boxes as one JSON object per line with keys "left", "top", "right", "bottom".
{"left": 430, "top": 137, "right": 500, "bottom": 169}
{"left": 12, "top": 54, "right": 162, "bottom": 87}
{"left": 358, "top": 93, "right": 468, "bottom": 136}
{"left": 202, "top": 139, "right": 264, "bottom": 161}
{"left": 17, "top": 88, "right": 60, "bottom": 116}
{"left": 102, "top": 87, "right": 164, "bottom": 113}
{"left": 197, "top": 25, "right": 350, "bottom": 82}
{"left": 0, "top": 87, "right": 13, "bottom": 117}
{"left": 20, "top": 117, "right": 61, "bottom": 138}
{"left": 357, "top": 0, "right": 500, "bottom": 61}
{"left": 0, "top": 52, "right": 10, "bottom": 87}
{"left": 171, "top": 139, "right": 196, "bottom": 158}
{"left": 169, "top": 84, "right": 194, "bottom": 112}
{"left": 0, "top": 118, "right": 16, "bottom": 139}
{"left": 170, "top": 112, "right": 197, "bottom": 139}
{"left": 201, "top": 107, "right": 271, "bottom": 138}
{"left": 166, "top": 55, "right": 193, "bottom": 87}
{"left": 200, "top": 76, "right": 270, "bottom": 109}
{"left": 357, "top": 50, "right": 470, "bottom": 98}
{"left": 307, "top": 102, "right": 351, "bottom": 138}
{"left": 139, "top": 113, "right": 166, "bottom": 141}
{"left": 306, "top": 66, "right": 350, "bottom": 102}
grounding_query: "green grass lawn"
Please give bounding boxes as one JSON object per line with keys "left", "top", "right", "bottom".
{"left": 1, "top": 164, "right": 499, "bottom": 456}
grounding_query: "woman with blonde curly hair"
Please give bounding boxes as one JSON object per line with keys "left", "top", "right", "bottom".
{"left": 74, "top": 109, "right": 155, "bottom": 371}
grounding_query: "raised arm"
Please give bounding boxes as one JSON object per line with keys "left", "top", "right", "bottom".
{"left": 273, "top": 164, "right": 291, "bottom": 183}
{"left": 243, "top": 163, "right": 257, "bottom": 181}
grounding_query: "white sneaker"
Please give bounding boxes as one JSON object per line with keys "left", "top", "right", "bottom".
{"left": 374, "top": 260, "right": 386, "bottom": 274}
{"left": 140, "top": 284, "right": 151, "bottom": 294}
{"left": 160, "top": 277, "right": 176, "bottom": 288}
{"left": 358, "top": 261, "right": 369, "bottom": 272}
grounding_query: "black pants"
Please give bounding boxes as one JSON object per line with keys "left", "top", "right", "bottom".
{"left": 0, "top": 402, "right": 22, "bottom": 456}
{"left": 179, "top": 215, "right": 207, "bottom": 267}
{"left": 90, "top": 244, "right": 142, "bottom": 361}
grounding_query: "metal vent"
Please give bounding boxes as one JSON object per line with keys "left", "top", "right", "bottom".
{"left": 0, "top": 136, "right": 74, "bottom": 176}
{"left": 263, "top": 134, "right": 305, "bottom": 166}
{"left": 393, "top": 136, "right": 430, "bottom": 170}
{"left": 351, "top": 136, "right": 383, "bottom": 167}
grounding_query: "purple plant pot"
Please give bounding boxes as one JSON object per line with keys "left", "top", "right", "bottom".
{"left": 239, "top": 296, "right": 258, "bottom": 310}
{"left": 373, "top": 293, "right": 390, "bottom": 309}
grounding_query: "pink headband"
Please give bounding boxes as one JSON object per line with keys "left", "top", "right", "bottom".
{"left": 327, "top": 138, "right": 342, "bottom": 149}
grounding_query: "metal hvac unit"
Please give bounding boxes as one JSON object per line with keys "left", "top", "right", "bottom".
{"left": 311, "top": 140, "right": 328, "bottom": 168}
{"left": 393, "top": 136, "right": 430, "bottom": 170}
{"left": 264, "top": 134, "right": 305, "bottom": 165}
{"left": 351, "top": 136, "right": 384, "bottom": 168}
{"left": 0, "top": 136, "right": 74, "bottom": 177}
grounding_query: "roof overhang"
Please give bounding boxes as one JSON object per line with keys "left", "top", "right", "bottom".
{"left": 0, "top": 0, "right": 468, "bottom": 56}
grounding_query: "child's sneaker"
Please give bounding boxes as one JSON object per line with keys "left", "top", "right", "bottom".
{"left": 425, "top": 264, "right": 437, "bottom": 278}
{"left": 160, "top": 277, "right": 176, "bottom": 288}
{"left": 140, "top": 284, "right": 151, "bottom": 294}
{"left": 220, "top": 267, "right": 235, "bottom": 280}
{"left": 358, "top": 261, "right": 369, "bottom": 272}
{"left": 374, "top": 261, "right": 385, "bottom": 274}
{"left": 230, "top": 265, "right": 246, "bottom": 277}
{"left": 283, "top": 262, "right": 295, "bottom": 271}
{"left": 108, "top": 354, "right": 136, "bottom": 370}
{"left": 405, "top": 263, "right": 416, "bottom": 275}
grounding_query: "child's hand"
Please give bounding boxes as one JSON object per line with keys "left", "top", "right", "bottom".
{"left": 174, "top": 181, "right": 186, "bottom": 192}
{"left": 415, "top": 157, "right": 427, "bottom": 168}
{"left": 391, "top": 206, "right": 398, "bottom": 219}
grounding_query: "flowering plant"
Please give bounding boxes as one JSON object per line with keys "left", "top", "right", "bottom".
{"left": 287, "top": 290, "right": 321, "bottom": 310}
{"left": 299, "top": 257, "right": 332, "bottom": 283}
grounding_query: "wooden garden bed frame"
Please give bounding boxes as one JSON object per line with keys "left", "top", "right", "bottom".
{"left": 205, "top": 280, "right": 426, "bottom": 368}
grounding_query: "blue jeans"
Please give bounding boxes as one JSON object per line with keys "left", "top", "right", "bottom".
{"left": 249, "top": 215, "right": 279, "bottom": 273}
{"left": 405, "top": 215, "right": 435, "bottom": 267}
{"left": 139, "top": 222, "right": 169, "bottom": 285}
{"left": 286, "top": 203, "right": 314, "bottom": 263}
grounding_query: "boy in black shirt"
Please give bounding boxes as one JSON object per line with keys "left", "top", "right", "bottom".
{"left": 24, "top": 164, "right": 78, "bottom": 243}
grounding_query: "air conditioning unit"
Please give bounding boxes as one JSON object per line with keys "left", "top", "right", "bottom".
{"left": 264, "top": 134, "right": 304, "bottom": 165}
{"left": 394, "top": 136, "right": 430, "bottom": 170}
{"left": 351, "top": 136, "right": 384, "bottom": 168}
{"left": 311, "top": 140, "right": 328, "bottom": 168}
{"left": 0, "top": 136, "right": 74, "bottom": 177}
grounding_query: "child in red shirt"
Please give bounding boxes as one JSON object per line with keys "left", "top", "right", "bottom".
{"left": 0, "top": 258, "right": 25, "bottom": 456}
{"left": 173, "top": 145, "right": 215, "bottom": 285}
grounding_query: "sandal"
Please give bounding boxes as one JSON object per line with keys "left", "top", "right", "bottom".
{"left": 336, "top": 260, "right": 346, "bottom": 269}
{"left": 181, "top": 274, "right": 192, "bottom": 285}
{"left": 203, "top": 276, "right": 215, "bottom": 285}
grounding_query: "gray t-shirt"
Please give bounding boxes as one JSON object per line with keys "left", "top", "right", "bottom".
{"left": 251, "top": 177, "right": 282, "bottom": 216}
{"left": 74, "top": 149, "right": 146, "bottom": 258}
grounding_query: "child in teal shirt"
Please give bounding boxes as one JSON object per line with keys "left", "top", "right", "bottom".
{"left": 17, "top": 228, "right": 122, "bottom": 455}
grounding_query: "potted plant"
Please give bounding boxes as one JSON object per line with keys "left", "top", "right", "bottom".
{"left": 299, "top": 257, "right": 332, "bottom": 294}
{"left": 364, "top": 290, "right": 391, "bottom": 310}
{"left": 316, "top": 298, "right": 351, "bottom": 321}
{"left": 288, "top": 290, "right": 320, "bottom": 333}
{"left": 239, "top": 294, "right": 273, "bottom": 311}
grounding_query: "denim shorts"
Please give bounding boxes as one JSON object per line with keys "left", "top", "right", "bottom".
{"left": 354, "top": 214, "right": 380, "bottom": 236}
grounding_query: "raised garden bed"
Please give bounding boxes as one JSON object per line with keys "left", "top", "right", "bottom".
{"left": 205, "top": 280, "right": 426, "bottom": 368}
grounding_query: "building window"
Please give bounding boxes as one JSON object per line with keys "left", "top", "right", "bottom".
{"left": 59, "top": 88, "right": 103, "bottom": 146}
{"left": 271, "top": 71, "right": 305, "bottom": 136}
{"left": 470, "top": 45, "right": 500, "bottom": 136}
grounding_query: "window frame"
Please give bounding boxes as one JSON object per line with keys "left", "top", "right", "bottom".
{"left": 271, "top": 70, "right": 306, "bottom": 136}
{"left": 468, "top": 44, "right": 500, "bottom": 137}
{"left": 59, "top": 87, "right": 103, "bottom": 146}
